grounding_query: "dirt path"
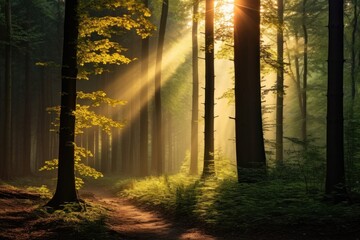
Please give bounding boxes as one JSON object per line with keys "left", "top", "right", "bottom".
{"left": 81, "top": 188, "right": 218, "bottom": 240}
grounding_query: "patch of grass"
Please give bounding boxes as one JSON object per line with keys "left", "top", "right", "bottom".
{"left": 117, "top": 172, "right": 360, "bottom": 236}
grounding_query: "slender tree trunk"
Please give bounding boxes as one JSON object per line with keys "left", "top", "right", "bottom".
{"left": 1, "top": 0, "right": 12, "bottom": 180}
{"left": 325, "top": 0, "right": 346, "bottom": 197}
{"left": 23, "top": 42, "right": 32, "bottom": 176}
{"left": 121, "top": 127, "right": 131, "bottom": 176}
{"left": 351, "top": 0, "right": 358, "bottom": 100}
{"left": 140, "top": 0, "right": 150, "bottom": 177}
{"left": 346, "top": 0, "right": 358, "bottom": 190}
{"left": 202, "top": 0, "right": 215, "bottom": 178}
{"left": 288, "top": 31, "right": 304, "bottom": 124}
{"left": 165, "top": 111, "right": 173, "bottom": 173}
{"left": 302, "top": 0, "right": 308, "bottom": 147}
{"left": 101, "top": 131, "right": 109, "bottom": 173}
{"left": 47, "top": 0, "right": 80, "bottom": 208}
{"left": 276, "top": 0, "right": 284, "bottom": 165}
{"left": 152, "top": 0, "right": 168, "bottom": 176}
{"left": 190, "top": 0, "right": 199, "bottom": 175}
{"left": 234, "top": 0, "right": 266, "bottom": 176}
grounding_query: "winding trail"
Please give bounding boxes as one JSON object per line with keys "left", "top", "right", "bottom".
{"left": 81, "top": 188, "right": 218, "bottom": 240}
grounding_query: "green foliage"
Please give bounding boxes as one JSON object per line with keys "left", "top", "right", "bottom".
{"left": 77, "top": 0, "right": 155, "bottom": 79}
{"left": 26, "top": 185, "right": 52, "bottom": 199}
{"left": 118, "top": 172, "right": 360, "bottom": 233}
{"left": 284, "top": 137, "right": 326, "bottom": 193}
{"left": 39, "top": 201, "right": 113, "bottom": 239}
{"left": 47, "top": 91, "right": 125, "bottom": 135}
{"left": 42, "top": 91, "right": 123, "bottom": 189}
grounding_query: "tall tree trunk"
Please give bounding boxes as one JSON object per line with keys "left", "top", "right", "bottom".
{"left": 190, "top": 0, "right": 199, "bottom": 175}
{"left": 164, "top": 111, "right": 173, "bottom": 173}
{"left": 23, "top": 42, "right": 32, "bottom": 176}
{"left": 101, "top": 131, "right": 109, "bottom": 173}
{"left": 302, "top": 0, "right": 308, "bottom": 148}
{"left": 234, "top": 0, "right": 266, "bottom": 177}
{"left": 346, "top": 0, "right": 358, "bottom": 190}
{"left": 47, "top": 0, "right": 80, "bottom": 208}
{"left": 202, "top": 0, "right": 215, "bottom": 178}
{"left": 276, "top": 0, "right": 284, "bottom": 165}
{"left": 351, "top": 0, "right": 358, "bottom": 100}
{"left": 152, "top": 0, "right": 168, "bottom": 176}
{"left": 1, "top": 0, "right": 12, "bottom": 180}
{"left": 140, "top": 0, "right": 150, "bottom": 177}
{"left": 325, "top": 0, "right": 346, "bottom": 197}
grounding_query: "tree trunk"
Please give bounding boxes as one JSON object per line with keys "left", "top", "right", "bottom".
{"left": 351, "top": 0, "right": 358, "bottom": 100}
{"left": 190, "top": 0, "right": 199, "bottom": 175}
{"left": 325, "top": 0, "right": 346, "bottom": 197}
{"left": 22, "top": 42, "right": 32, "bottom": 176}
{"left": 276, "top": 0, "right": 284, "bottom": 165}
{"left": 152, "top": 0, "right": 168, "bottom": 176}
{"left": 202, "top": 0, "right": 215, "bottom": 178}
{"left": 302, "top": 0, "right": 308, "bottom": 148}
{"left": 140, "top": 0, "right": 150, "bottom": 177}
{"left": 234, "top": 0, "right": 266, "bottom": 175}
{"left": 1, "top": 0, "right": 12, "bottom": 180}
{"left": 47, "top": 0, "right": 80, "bottom": 208}
{"left": 346, "top": 0, "right": 359, "bottom": 190}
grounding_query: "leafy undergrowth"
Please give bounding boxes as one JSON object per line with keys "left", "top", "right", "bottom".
{"left": 0, "top": 183, "right": 120, "bottom": 240}
{"left": 116, "top": 173, "right": 360, "bottom": 239}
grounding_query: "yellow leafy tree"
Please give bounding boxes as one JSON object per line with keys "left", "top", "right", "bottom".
{"left": 41, "top": 0, "right": 155, "bottom": 189}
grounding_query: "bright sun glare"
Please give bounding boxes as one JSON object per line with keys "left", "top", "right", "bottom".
{"left": 217, "top": 0, "right": 234, "bottom": 15}
{"left": 216, "top": 0, "right": 234, "bottom": 27}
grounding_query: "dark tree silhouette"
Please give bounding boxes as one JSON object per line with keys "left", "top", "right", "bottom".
{"left": 190, "top": 0, "right": 199, "bottom": 175}
{"left": 47, "top": 0, "right": 80, "bottom": 208}
{"left": 301, "top": 0, "right": 308, "bottom": 148}
{"left": 325, "top": 0, "right": 346, "bottom": 197}
{"left": 234, "top": 0, "right": 266, "bottom": 177}
{"left": 152, "top": 0, "right": 168, "bottom": 175}
{"left": 1, "top": 0, "right": 12, "bottom": 180}
{"left": 202, "top": 0, "right": 215, "bottom": 177}
{"left": 276, "top": 0, "right": 284, "bottom": 164}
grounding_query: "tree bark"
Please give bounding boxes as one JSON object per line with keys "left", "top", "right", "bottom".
{"left": 276, "top": 0, "right": 284, "bottom": 165}
{"left": 202, "top": 0, "right": 215, "bottom": 178}
{"left": 325, "top": 0, "right": 346, "bottom": 197}
{"left": 22, "top": 42, "right": 32, "bottom": 176}
{"left": 351, "top": 0, "right": 358, "bottom": 100}
{"left": 190, "top": 0, "right": 199, "bottom": 175}
{"left": 140, "top": 0, "right": 150, "bottom": 177}
{"left": 152, "top": 0, "right": 168, "bottom": 176}
{"left": 234, "top": 0, "right": 266, "bottom": 175}
{"left": 1, "top": 0, "right": 12, "bottom": 180}
{"left": 47, "top": 0, "right": 80, "bottom": 208}
{"left": 301, "top": 0, "right": 308, "bottom": 148}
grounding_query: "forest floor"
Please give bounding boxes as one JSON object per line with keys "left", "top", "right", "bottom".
{"left": 1, "top": 181, "right": 360, "bottom": 240}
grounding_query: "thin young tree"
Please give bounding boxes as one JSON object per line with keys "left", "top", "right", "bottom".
{"left": 190, "top": 0, "right": 199, "bottom": 175}
{"left": 152, "top": 0, "right": 169, "bottom": 175}
{"left": 202, "top": 0, "right": 215, "bottom": 178}
{"left": 234, "top": 0, "right": 266, "bottom": 178}
{"left": 47, "top": 0, "right": 80, "bottom": 208}
{"left": 276, "top": 0, "right": 284, "bottom": 164}
{"left": 301, "top": 0, "right": 308, "bottom": 147}
{"left": 140, "top": 0, "right": 150, "bottom": 177}
{"left": 325, "top": 0, "right": 346, "bottom": 198}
